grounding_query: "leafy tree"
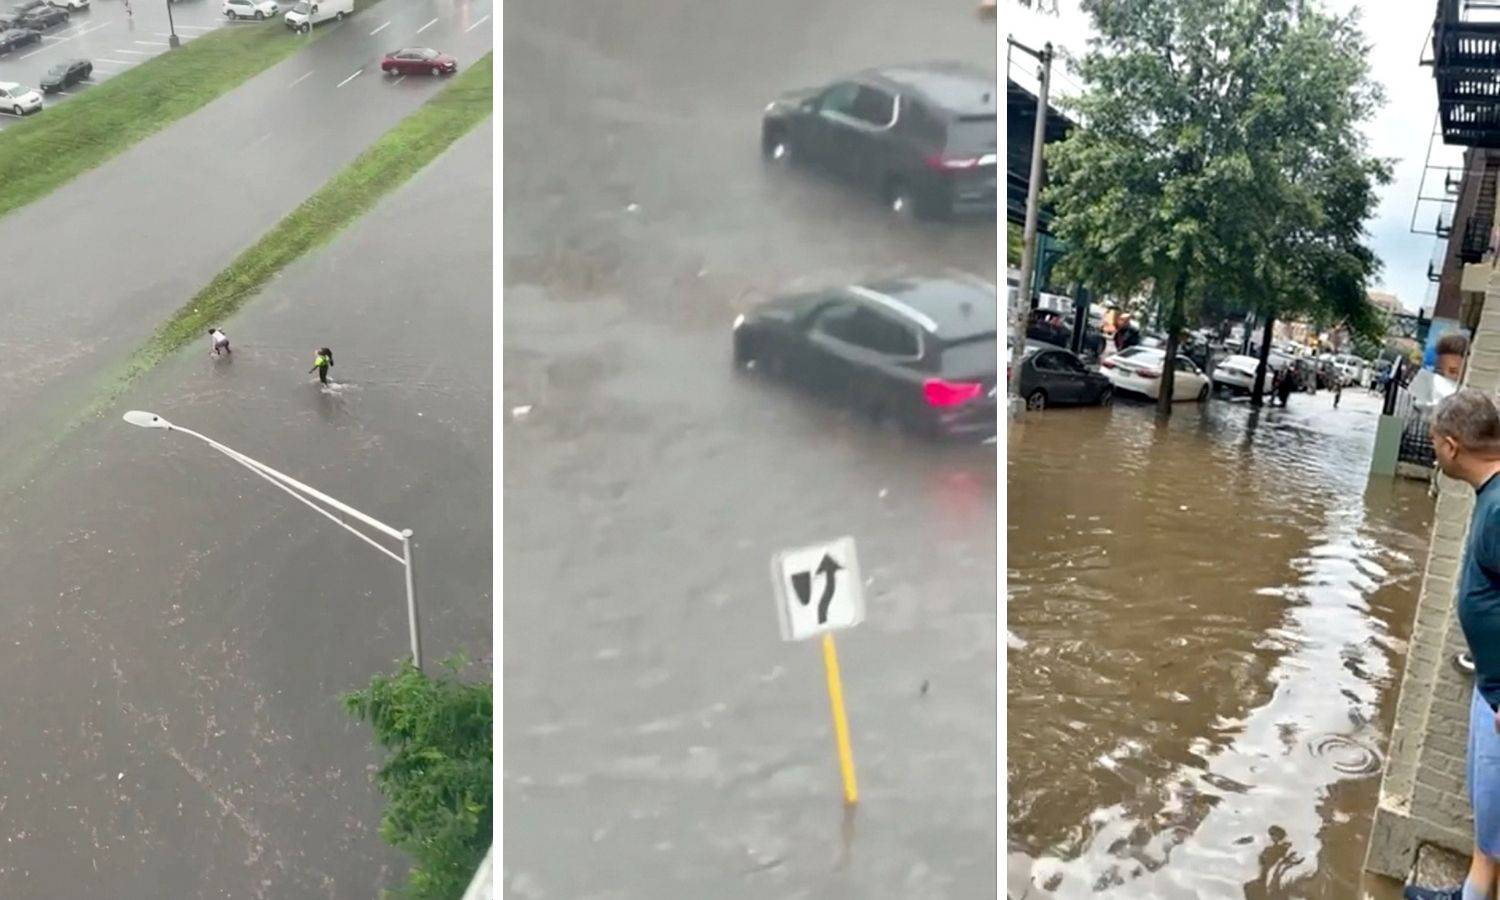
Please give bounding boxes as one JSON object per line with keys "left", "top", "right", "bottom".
{"left": 1045, "top": 0, "right": 1388, "bottom": 416}
{"left": 345, "top": 658, "right": 492, "bottom": 899}
{"left": 1007, "top": 221, "right": 1024, "bottom": 270}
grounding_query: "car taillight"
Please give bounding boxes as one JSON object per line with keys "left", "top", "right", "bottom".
{"left": 1101, "top": 359, "right": 1116, "bottom": 369}
{"left": 924, "top": 153, "right": 981, "bottom": 171}
{"left": 924, "top": 378, "right": 983, "bottom": 407}
{"left": 1140, "top": 369, "right": 1161, "bottom": 379}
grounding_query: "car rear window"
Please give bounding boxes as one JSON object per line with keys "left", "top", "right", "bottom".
{"left": 942, "top": 336, "right": 996, "bottom": 377}
{"left": 947, "top": 115, "right": 996, "bottom": 154}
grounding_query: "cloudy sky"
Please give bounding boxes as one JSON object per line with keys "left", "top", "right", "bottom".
{"left": 1007, "top": 1, "right": 1462, "bottom": 314}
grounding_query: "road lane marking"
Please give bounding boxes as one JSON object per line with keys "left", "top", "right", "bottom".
{"left": 466, "top": 14, "right": 489, "bottom": 32}
{"left": 134, "top": 40, "right": 169, "bottom": 46}
{"left": 96, "top": 58, "right": 131, "bottom": 64}
{"left": 415, "top": 16, "right": 437, "bottom": 33}
{"left": 369, "top": 20, "right": 389, "bottom": 35}
{"left": 289, "top": 70, "right": 314, "bottom": 87}
{"left": 335, "top": 68, "right": 361, "bottom": 88}
{"left": 19, "top": 47, "right": 47, "bottom": 59}
{"left": 113, "top": 49, "right": 150, "bottom": 55}
{"left": 176, "top": 24, "right": 213, "bottom": 31}
{"left": 392, "top": 74, "right": 405, "bottom": 85}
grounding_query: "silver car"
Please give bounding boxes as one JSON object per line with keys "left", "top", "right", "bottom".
{"left": 0, "top": 81, "right": 43, "bottom": 116}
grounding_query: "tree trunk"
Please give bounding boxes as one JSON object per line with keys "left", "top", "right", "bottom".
{"left": 1156, "top": 269, "right": 1188, "bottom": 420}
{"left": 1250, "top": 311, "right": 1276, "bottom": 407}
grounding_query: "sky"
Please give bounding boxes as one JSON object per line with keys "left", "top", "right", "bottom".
{"left": 1007, "top": 0, "right": 1463, "bottom": 314}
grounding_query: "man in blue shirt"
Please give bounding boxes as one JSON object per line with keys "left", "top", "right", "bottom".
{"left": 1412, "top": 389, "right": 1500, "bottom": 900}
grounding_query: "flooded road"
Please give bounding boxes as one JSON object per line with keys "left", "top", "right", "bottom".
{"left": 1007, "top": 391, "right": 1432, "bottom": 898}
{"left": 0, "top": 128, "right": 491, "bottom": 897}
{"left": 503, "top": 0, "right": 996, "bottom": 895}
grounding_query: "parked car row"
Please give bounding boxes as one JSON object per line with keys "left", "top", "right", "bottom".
{"left": 0, "top": 0, "right": 74, "bottom": 34}
{"left": 0, "top": 58, "right": 90, "bottom": 116}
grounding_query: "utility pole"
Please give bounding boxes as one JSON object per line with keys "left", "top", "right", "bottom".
{"left": 1008, "top": 38, "right": 1053, "bottom": 416}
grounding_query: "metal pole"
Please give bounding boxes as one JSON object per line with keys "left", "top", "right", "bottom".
{"left": 401, "top": 530, "right": 423, "bottom": 671}
{"left": 1010, "top": 40, "right": 1053, "bottom": 415}
{"left": 165, "top": 0, "right": 179, "bottom": 47}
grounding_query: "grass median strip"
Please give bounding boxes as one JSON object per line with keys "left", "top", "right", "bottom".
{"left": 0, "top": 1, "right": 377, "bottom": 221}
{"left": 1, "top": 53, "right": 491, "bottom": 500}
{"left": 124, "top": 53, "right": 492, "bottom": 385}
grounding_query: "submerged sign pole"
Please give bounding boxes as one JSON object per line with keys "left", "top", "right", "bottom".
{"left": 821, "top": 632, "right": 859, "bottom": 805}
{"left": 772, "top": 535, "right": 865, "bottom": 807}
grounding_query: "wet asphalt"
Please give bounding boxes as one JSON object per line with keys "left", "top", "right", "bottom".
{"left": 503, "top": 1, "right": 997, "bottom": 897}
{"left": 0, "top": 0, "right": 492, "bottom": 491}
{"left": 0, "top": 121, "right": 491, "bottom": 897}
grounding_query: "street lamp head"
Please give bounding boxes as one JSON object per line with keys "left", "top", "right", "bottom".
{"left": 123, "top": 410, "right": 171, "bottom": 429}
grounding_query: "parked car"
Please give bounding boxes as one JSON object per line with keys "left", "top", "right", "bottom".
{"left": 1026, "top": 310, "right": 1071, "bottom": 348}
{"left": 223, "top": 0, "right": 276, "bottom": 19}
{"left": 283, "top": 0, "right": 349, "bottom": 31}
{"left": 0, "top": 80, "right": 42, "bottom": 115}
{"left": 48, "top": 0, "right": 88, "bottom": 10}
{"left": 0, "top": 27, "right": 40, "bottom": 54}
{"left": 732, "top": 274, "right": 998, "bottom": 439}
{"left": 1102, "top": 347, "right": 1211, "bottom": 402}
{"left": 761, "top": 61, "right": 997, "bottom": 219}
{"left": 381, "top": 47, "right": 458, "bottom": 76}
{"left": 18, "top": 5, "right": 68, "bottom": 29}
{"left": 0, "top": 0, "right": 44, "bottom": 23}
{"left": 1016, "top": 342, "right": 1112, "bottom": 411}
{"left": 1212, "top": 354, "right": 1274, "bottom": 394}
{"left": 39, "top": 58, "right": 90, "bottom": 93}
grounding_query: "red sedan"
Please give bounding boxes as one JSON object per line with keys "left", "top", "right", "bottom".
{"left": 381, "top": 48, "right": 458, "bottom": 76}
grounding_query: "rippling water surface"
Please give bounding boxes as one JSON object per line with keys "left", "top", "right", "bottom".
{"left": 1008, "top": 392, "right": 1432, "bottom": 898}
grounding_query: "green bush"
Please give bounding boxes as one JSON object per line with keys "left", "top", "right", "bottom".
{"left": 344, "top": 658, "right": 492, "bottom": 899}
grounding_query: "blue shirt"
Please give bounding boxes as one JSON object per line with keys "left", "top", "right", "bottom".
{"left": 1461, "top": 473, "right": 1500, "bottom": 710}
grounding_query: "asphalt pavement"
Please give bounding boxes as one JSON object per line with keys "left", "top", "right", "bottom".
{"left": 0, "top": 0, "right": 492, "bottom": 489}
{"left": 0, "top": 121, "right": 491, "bottom": 898}
{"left": 503, "top": 1, "right": 997, "bottom": 897}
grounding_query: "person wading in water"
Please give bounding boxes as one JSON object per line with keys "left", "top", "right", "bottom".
{"left": 309, "top": 347, "right": 333, "bottom": 385}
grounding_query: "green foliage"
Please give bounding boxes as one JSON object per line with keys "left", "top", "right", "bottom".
{"left": 1044, "top": 0, "right": 1389, "bottom": 411}
{"left": 344, "top": 658, "right": 493, "bottom": 899}
{"left": 1007, "top": 221, "right": 1025, "bottom": 269}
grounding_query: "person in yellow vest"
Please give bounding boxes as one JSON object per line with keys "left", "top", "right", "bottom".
{"left": 309, "top": 347, "right": 334, "bottom": 385}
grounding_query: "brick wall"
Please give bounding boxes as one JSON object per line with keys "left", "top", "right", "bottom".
{"left": 1366, "top": 270, "right": 1500, "bottom": 878}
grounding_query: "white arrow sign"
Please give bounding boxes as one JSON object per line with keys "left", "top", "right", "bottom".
{"left": 771, "top": 536, "right": 865, "bottom": 641}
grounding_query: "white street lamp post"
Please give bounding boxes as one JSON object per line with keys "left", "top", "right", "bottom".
{"left": 123, "top": 410, "right": 424, "bottom": 670}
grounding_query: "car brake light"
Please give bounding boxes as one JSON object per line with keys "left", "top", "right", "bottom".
{"left": 924, "top": 153, "right": 980, "bottom": 171}
{"left": 924, "top": 378, "right": 983, "bottom": 407}
{"left": 1101, "top": 359, "right": 1116, "bottom": 369}
{"left": 1140, "top": 369, "right": 1161, "bottom": 379}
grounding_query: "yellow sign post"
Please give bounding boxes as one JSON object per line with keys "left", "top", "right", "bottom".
{"left": 821, "top": 632, "right": 859, "bottom": 805}
{"left": 771, "top": 536, "right": 865, "bottom": 806}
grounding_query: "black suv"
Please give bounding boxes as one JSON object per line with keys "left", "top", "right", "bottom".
{"left": 18, "top": 5, "right": 68, "bottom": 29}
{"left": 761, "top": 62, "right": 997, "bottom": 220}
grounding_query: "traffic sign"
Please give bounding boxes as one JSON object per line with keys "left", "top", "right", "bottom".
{"left": 771, "top": 536, "right": 864, "bottom": 642}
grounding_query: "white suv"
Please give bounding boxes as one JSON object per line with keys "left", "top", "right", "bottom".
{"left": 223, "top": 0, "right": 276, "bottom": 19}
{"left": 0, "top": 82, "right": 42, "bottom": 116}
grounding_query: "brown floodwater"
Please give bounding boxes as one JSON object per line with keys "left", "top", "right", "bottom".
{"left": 1007, "top": 390, "right": 1433, "bottom": 898}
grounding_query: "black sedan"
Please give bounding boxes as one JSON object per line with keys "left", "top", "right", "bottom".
{"left": 760, "top": 62, "right": 997, "bottom": 219}
{"left": 0, "top": 27, "right": 40, "bottom": 54}
{"left": 41, "top": 59, "right": 90, "bottom": 93}
{"left": 1014, "top": 342, "right": 1112, "bottom": 411}
{"left": 732, "top": 274, "right": 997, "bottom": 439}
{"left": 18, "top": 5, "right": 66, "bottom": 28}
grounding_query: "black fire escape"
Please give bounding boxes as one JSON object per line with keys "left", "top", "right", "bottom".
{"left": 1434, "top": 0, "right": 1500, "bottom": 147}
